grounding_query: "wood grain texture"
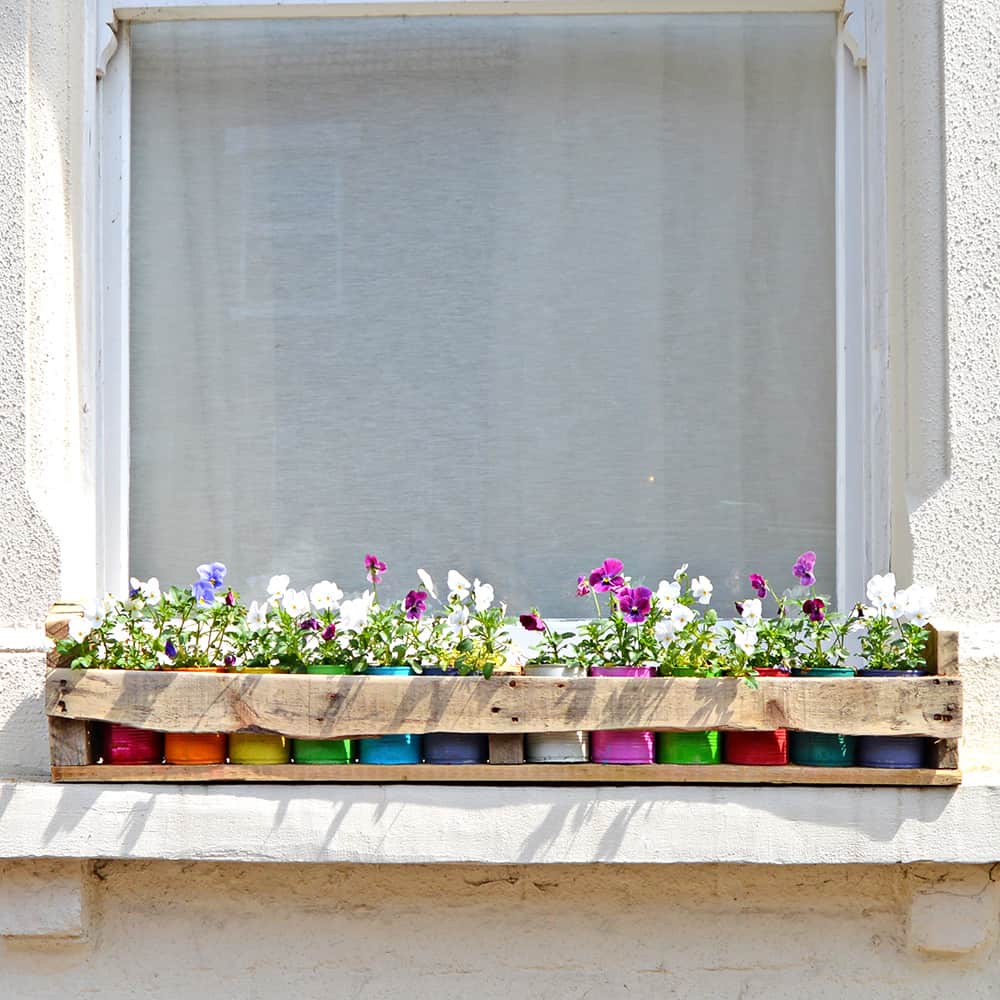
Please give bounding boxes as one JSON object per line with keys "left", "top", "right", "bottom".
{"left": 49, "top": 763, "right": 963, "bottom": 786}
{"left": 48, "top": 718, "right": 96, "bottom": 768}
{"left": 44, "top": 670, "right": 963, "bottom": 739}
{"left": 927, "top": 624, "right": 961, "bottom": 769}
{"left": 488, "top": 734, "right": 525, "bottom": 764}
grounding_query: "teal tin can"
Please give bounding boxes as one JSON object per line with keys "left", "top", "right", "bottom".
{"left": 358, "top": 666, "right": 422, "bottom": 765}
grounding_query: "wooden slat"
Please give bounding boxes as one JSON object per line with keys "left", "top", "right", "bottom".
{"left": 45, "top": 603, "right": 85, "bottom": 670}
{"left": 488, "top": 734, "right": 525, "bottom": 764}
{"left": 927, "top": 624, "right": 961, "bottom": 769}
{"left": 49, "top": 763, "right": 963, "bottom": 786}
{"left": 48, "top": 718, "right": 96, "bottom": 769}
{"left": 44, "top": 669, "right": 963, "bottom": 739}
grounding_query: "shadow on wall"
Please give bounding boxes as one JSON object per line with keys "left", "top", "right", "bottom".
{"left": 0, "top": 658, "right": 51, "bottom": 778}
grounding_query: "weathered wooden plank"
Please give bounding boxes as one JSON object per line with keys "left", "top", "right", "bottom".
{"left": 44, "top": 603, "right": 85, "bottom": 641}
{"left": 488, "top": 734, "right": 525, "bottom": 764}
{"left": 48, "top": 718, "right": 96, "bottom": 769}
{"left": 45, "top": 670, "right": 963, "bottom": 739}
{"left": 927, "top": 624, "right": 961, "bottom": 769}
{"left": 49, "top": 763, "right": 963, "bottom": 786}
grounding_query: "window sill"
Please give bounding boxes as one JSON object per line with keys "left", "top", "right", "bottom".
{"left": 2, "top": 776, "right": 998, "bottom": 865}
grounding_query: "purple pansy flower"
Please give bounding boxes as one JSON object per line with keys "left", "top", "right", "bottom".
{"left": 364, "top": 553, "right": 387, "bottom": 584}
{"left": 588, "top": 558, "right": 626, "bottom": 593}
{"left": 618, "top": 586, "right": 653, "bottom": 624}
{"left": 224, "top": 589, "right": 236, "bottom": 607}
{"left": 404, "top": 590, "right": 428, "bottom": 621}
{"left": 519, "top": 612, "right": 546, "bottom": 632}
{"left": 749, "top": 573, "right": 768, "bottom": 599}
{"left": 576, "top": 576, "right": 591, "bottom": 597}
{"left": 298, "top": 617, "right": 322, "bottom": 631}
{"left": 803, "top": 598, "right": 826, "bottom": 622}
{"left": 792, "top": 551, "right": 817, "bottom": 588}
{"left": 164, "top": 639, "right": 178, "bottom": 660}
{"left": 223, "top": 653, "right": 237, "bottom": 667}
{"left": 129, "top": 583, "right": 141, "bottom": 599}
{"left": 191, "top": 579, "right": 215, "bottom": 606}
{"left": 321, "top": 623, "right": 337, "bottom": 642}
{"left": 197, "top": 562, "right": 227, "bottom": 590}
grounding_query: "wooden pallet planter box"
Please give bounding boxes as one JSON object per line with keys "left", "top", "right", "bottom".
{"left": 45, "top": 609, "right": 962, "bottom": 786}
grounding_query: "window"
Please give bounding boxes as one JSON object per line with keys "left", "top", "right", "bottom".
{"left": 92, "top": 1, "right": 886, "bottom": 614}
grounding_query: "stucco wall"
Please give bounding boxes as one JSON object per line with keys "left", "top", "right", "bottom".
{"left": 1, "top": 0, "right": 999, "bottom": 997}
{"left": 1, "top": 860, "right": 998, "bottom": 999}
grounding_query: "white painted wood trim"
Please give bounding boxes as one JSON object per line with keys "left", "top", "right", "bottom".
{"left": 834, "top": 0, "right": 888, "bottom": 609}
{"left": 111, "top": 0, "right": 843, "bottom": 21}
{"left": 96, "top": 24, "right": 131, "bottom": 597}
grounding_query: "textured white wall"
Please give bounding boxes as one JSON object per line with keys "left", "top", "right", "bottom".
{"left": 1, "top": 861, "right": 998, "bottom": 999}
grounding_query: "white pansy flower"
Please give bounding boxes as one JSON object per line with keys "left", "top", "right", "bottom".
{"left": 740, "top": 598, "right": 763, "bottom": 628}
{"left": 671, "top": 604, "right": 696, "bottom": 630}
{"left": 156, "top": 650, "right": 174, "bottom": 667}
{"left": 339, "top": 591, "right": 374, "bottom": 632}
{"left": 282, "top": 589, "right": 310, "bottom": 618}
{"left": 656, "top": 580, "right": 681, "bottom": 610}
{"left": 691, "top": 575, "right": 713, "bottom": 605}
{"left": 654, "top": 619, "right": 676, "bottom": 645}
{"left": 110, "top": 622, "right": 130, "bottom": 644}
{"left": 417, "top": 569, "right": 437, "bottom": 599}
{"left": 447, "top": 604, "right": 470, "bottom": 631}
{"left": 898, "top": 584, "right": 935, "bottom": 625}
{"left": 866, "top": 573, "right": 896, "bottom": 613}
{"left": 309, "top": 580, "right": 343, "bottom": 612}
{"left": 267, "top": 574, "right": 291, "bottom": 603}
{"left": 673, "top": 563, "right": 689, "bottom": 581}
{"left": 140, "top": 577, "right": 161, "bottom": 604}
{"left": 734, "top": 626, "right": 758, "bottom": 657}
{"left": 139, "top": 621, "right": 157, "bottom": 638}
{"left": 473, "top": 580, "right": 494, "bottom": 613}
{"left": 68, "top": 617, "right": 94, "bottom": 643}
{"left": 447, "top": 570, "right": 472, "bottom": 602}
{"left": 246, "top": 601, "right": 268, "bottom": 631}
{"left": 886, "top": 589, "right": 910, "bottom": 619}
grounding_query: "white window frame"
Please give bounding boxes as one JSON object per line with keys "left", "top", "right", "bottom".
{"left": 84, "top": 0, "right": 888, "bottom": 611}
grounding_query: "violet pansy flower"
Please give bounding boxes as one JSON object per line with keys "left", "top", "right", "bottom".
{"left": 749, "top": 573, "right": 768, "bottom": 599}
{"left": 364, "top": 553, "right": 387, "bottom": 584}
{"left": 164, "top": 639, "right": 178, "bottom": 660}
{"left": 803, "top": 597, "right": 826, "bottom": 622}
{"left": 792, "top": 551, "right": 817, "bottom": 588}
{"left": 197, "top": 562, "right": 227, "bottom": 591}
{"left": 404, "top": 590, "right": 428, "bottom": 621}
{"left": 298, "top": 617, "right": 322, "bottom": 631}
{"left": 588, "top": 558, "right": 625, "bottom": 593}
{"left": 191, "top": 579, "right": 215, "bottom": 606}
{"left": 576, "top": 576, "right": 591, "bottom": 597}
{"left": 321, "top": 623, "right": 337, "bottom": 642}
{"left": 519, "top": 612, "right": 546, "bottom": 632}
{"left": 617, "top": 586, "right": 652, "bottom": 624}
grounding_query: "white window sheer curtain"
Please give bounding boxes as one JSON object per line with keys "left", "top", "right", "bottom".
{"left": 129, "top": 14, "right": 836, "bottom": 616}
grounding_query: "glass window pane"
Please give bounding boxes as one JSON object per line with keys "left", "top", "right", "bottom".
{"left": 130, "top": 14, "right": 837, "bottom": 614}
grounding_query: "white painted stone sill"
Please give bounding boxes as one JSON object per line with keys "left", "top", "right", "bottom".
{"left": 1, "top": 777, "right": 999, "bottom": 865}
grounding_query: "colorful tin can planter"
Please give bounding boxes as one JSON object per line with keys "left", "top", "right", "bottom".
{"left": 656, "top": 668, "right": 721, "bottom": 764}
{"left": 723, "top": 667, "right": 789, "bottom": 766}
{"left": 855, "top": 668, "right": 927, "bottom": 768}
{"left": 103, "top": 723, "right": 164, "bottom": 765}
{"left": 788, "top": 666, "right": 857, "bottom": 767}
{"left": 657, "top": 730, "right": 722, "bottom": 764}
{"left": 420, "top": 667, "right": 488, "bottom": 765}
{"left": 589, "top": 665, "right": 655, "bottom": 764}
{"left": 164, "top": 666, "right": 227, "bottom": 765}
{"left": 292, "top": 664, "right": 354, "bottom": 764}
{"left": 523, "top": 664, "right": 589, "bottom": 763}
{"left": 228, "top": 666, "right": 291, "bottom": 764}
{"left": 358, "top": 665, "right": 422, "bottom": 765}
